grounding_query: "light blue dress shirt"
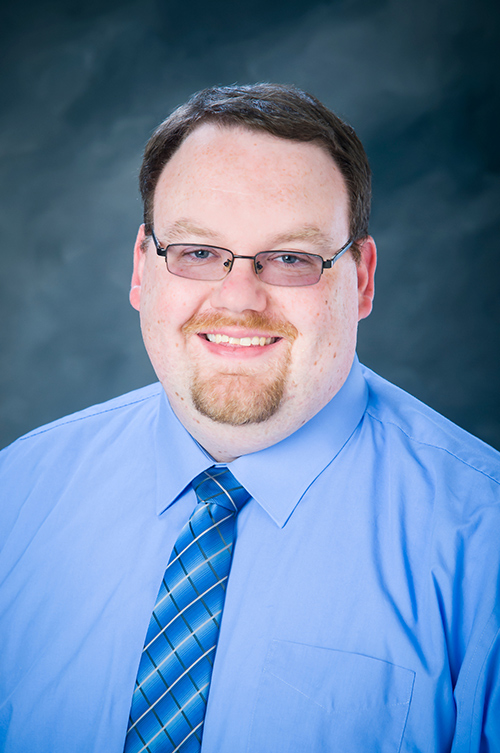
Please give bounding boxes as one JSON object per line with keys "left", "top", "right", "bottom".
{"left": 1, "top": 357, "right": 499, "bottom": 752}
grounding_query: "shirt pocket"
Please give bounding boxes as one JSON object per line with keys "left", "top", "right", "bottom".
{"left": 248, "top": 640, "right": 415, "bottom": 753}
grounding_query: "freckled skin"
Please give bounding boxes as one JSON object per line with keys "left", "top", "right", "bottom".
{"left": 130, "top": 124, "right": 376, "bottom": 461}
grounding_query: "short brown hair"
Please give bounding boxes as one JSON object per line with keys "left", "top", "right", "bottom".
{"left": 140, "top": 83, "right": 371, "bottom": 260}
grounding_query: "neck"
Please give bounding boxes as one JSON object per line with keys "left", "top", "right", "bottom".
{"left": 167, "top": 395, "right": 312, "bottom": 462}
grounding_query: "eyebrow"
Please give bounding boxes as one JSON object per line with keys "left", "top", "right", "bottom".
{"left": 268, "top": 226, "right": 334, "bottom": 249}
{"left": 160, "top": 219, "right": 335, "bottom": 249}
{"left": 162, "top": 219, "right": 220, "bottom": 242}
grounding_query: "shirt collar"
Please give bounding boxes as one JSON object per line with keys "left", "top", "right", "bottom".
{"left": 154, "top": 395, "right": 214, "bottom": 516}
{"left": 154, "top": 356, "right": 368, "bottom": 525}
{"left": 230, "top": 356, "right": 368, "bottom": 527}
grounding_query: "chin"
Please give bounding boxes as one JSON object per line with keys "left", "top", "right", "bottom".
{"left": 191, "top": 372, "right": 286, "bottom": 426}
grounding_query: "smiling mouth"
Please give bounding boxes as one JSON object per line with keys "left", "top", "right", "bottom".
{"left": 203, "top": 334, "right": 279, "bottom": 347}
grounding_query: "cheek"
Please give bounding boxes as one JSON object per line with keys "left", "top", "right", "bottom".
{"left": 306, "top": 286, "right": 355, "bottom": 342}
{"left": 139, "top": 280, "right": 191, "bottom": 381}
{"left": 292, "top": 278, "right": 359, "bottom": 369}
{"left": 140, "top": 266, "right": 196, "bottom": 331}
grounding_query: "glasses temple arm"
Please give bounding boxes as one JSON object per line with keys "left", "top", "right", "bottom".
{"left": 322, "top": 239, "right": 354, "bottom": 269}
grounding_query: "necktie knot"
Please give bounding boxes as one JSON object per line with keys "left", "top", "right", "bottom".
{"left": 192, "top": 466, "right": 251, "bottom": 513}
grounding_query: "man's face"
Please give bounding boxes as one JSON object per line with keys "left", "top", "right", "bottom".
{"left": 131, "top": 124, "right": 376, "bottom": 459}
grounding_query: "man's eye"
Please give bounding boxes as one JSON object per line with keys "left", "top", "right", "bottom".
{"left": 271, "top": 253, "right": 314, "bottom": 267}
{"left": 181, "top": 247, "right": 219, "bottom": 262}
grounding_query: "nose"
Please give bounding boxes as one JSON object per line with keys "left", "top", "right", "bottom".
{"left": 209, "top": 257, "right": 268, "bottom": 313}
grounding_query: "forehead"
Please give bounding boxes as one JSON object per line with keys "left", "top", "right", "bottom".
{"left": 152, "top": 124, "right": 350, "bottom": 243}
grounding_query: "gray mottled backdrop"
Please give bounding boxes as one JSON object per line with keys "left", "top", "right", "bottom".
{"left": 1, "top": 0, "right": 499, "bottom": 450}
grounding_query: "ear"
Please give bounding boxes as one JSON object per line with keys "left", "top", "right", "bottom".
{"left": 130, "top": 224, "right": 148, "bottom": 311}
{"left": 356, "top": 236, "right": 377, "bottom": 321}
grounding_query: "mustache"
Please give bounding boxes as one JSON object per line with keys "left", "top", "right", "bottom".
{"left": 182, "top": 311, "right": 298, "bottom": 342}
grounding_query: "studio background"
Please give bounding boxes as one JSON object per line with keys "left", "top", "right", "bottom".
{"left": 1, "top": 0, "right": 499, "bottom": 450}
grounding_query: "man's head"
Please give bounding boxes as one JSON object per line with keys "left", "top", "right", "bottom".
{"left": 139, "top": 84, "right": 372, "bottom": 260}
{"left": 130, "top": 84, "right": 376, "bottom": 461}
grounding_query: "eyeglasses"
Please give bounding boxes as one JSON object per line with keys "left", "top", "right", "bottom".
{"left": 150, "top": 229, "right": 353, "bottom": 287}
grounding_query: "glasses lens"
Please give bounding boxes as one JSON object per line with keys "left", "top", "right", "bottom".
{"left": 256, "top": 251, "right": 323, "bottom": 287}
{"left": 166, "top": 244, "right": 232, "bottom": 280}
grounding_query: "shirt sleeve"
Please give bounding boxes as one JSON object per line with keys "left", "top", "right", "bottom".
{"left": 452, "top": 586, "right": 500, "bottom": 751}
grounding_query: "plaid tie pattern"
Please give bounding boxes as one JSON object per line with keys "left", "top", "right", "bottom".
{"left": 124, "top": 467, "right": 250, "bottom": 753}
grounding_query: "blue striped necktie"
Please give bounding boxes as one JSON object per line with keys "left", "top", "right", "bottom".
{"left": 124, "top": 466, "right": 250, "bottom": 753}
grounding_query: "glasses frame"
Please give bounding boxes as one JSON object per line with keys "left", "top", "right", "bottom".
{"left": 150, "top": 228, "right": 354, "bottom": 287}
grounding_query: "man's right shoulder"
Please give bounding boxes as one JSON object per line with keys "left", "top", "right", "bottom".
{"left": 0, "top": 384, "right": 166, "bottom": 543}
{"left": 1, "top": 383, "right": 164, "bottom": 454}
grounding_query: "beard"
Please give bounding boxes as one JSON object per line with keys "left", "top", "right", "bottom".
{"left": 182, "top": 311, "right": 297, "bottom": 426}
{"left": 190, "top": 352, "right": 292, "bottom": 425}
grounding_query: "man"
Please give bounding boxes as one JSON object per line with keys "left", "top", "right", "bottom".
{"left": 0, "top": 84, "right": 498, "bottom": 752}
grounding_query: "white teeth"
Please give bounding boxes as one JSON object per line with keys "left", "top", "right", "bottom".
{"left": 205, "top": 334, "right": 275, "bottom": 346}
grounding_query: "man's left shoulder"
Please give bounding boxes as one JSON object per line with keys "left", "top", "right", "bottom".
{"left": 360, "top": 364, "right": 500, "bottom": 488}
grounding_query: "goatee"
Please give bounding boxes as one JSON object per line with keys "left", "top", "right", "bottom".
{"left": 182, "top": 311, "right": 298, "bottom": 426}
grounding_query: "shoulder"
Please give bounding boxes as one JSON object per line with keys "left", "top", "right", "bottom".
{"left": 3, "top": 383, "right": 163, "bottom": 449}
{"left": 0, "top": 383, "right": 165, "bottom": 479}
{"left": 0, "top": 383, "right": 166, "bottom": 548}
{"left": 360, "top": 364, "right": 500, "bottom": 489}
